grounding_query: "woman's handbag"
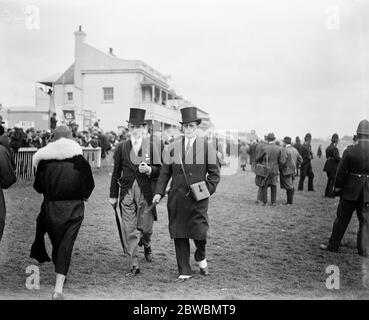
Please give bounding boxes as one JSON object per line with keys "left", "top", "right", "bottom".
{"left": 178, "top": 155, "right": 210, "bottom": 202}
{"left": 255, "top": 153, "right": 269, "bottom": 177}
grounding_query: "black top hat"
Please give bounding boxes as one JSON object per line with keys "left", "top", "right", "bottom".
{"left": 180, "top": 107, "right": 201, "bottom": 125}
{"left": 126, "top": 108, "right": 147, "bottom": 125}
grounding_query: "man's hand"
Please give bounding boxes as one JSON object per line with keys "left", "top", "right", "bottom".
{"left": 139, "top": 162, "right": 152, "bottom": 175}
{"left": 152, "top": 194, "right": 162, "bottom": 204}
{"left": 109, "top": 198, "right": 118, "bottom": 209}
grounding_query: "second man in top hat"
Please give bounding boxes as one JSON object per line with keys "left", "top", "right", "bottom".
{"left": 153, "top": 107, "right": 221, "bottom": 282}
{"left": 109, "top": 108, "right": 162, "bottom": 277}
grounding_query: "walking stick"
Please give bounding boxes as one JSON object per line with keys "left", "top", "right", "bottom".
{"left": 113, "top": 205, "right": 125, "bottom": 253}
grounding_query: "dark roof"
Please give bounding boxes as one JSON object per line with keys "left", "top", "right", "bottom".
{"left": 55, "top": 63, "right": 75, "bottom": 84}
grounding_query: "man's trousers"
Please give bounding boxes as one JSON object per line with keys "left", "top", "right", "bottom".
{"left": 174, "top": 238, "right": 207, "bottom": 276}
{"left": 328, "top": 199, "right": 369, "bottom": 256}
{"left": 119, "top": 179, "right": 154, "bottom": 269}
{"left": 298, "top": 162, "right": 314, "bottom": 191}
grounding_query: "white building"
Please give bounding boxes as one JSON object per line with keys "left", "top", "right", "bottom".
{"left": 35, "top": 26, "right": 212, "bottom": 133}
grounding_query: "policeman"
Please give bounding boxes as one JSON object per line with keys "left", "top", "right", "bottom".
{"left": 320, "top": 120, "right": 369, "bottom": 256}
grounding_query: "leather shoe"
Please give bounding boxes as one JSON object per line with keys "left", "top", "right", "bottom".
{"left": 125, "top": 266, "right": 140, "bottom": 278}
{"left": 320, "top": 244, "right": 338, "bottom": 252}
{"left": 199, "top": 267, "right": 209, "bottom": 276}
{"left": 144, "top": 246, "right": 152, "bottom": 263}
{"left": 52, "top": 292, "right": 64, "bottom": 300}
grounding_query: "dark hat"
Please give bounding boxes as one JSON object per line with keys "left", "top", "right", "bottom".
{"left": 304, "top": 133, "right": 312, "bottom": 140}
{"left": 51, "top": 125, "right": 73, "bottom": 142}
{"left": 126, "top": 108, "right": 147, "bottom": 125}
{"left": 179, "top": 107, "right": 201, "bottom": 125}
{"left": 266, "top": 132, "right": 276, "bottom": 141}
{"left": 283, "top": 136, "right": 292, "bottom": 144}
{"left": 331, "top": 133, "right": 339, "bottom": 143}
{"left": 356, "top": 119, "right": 369, "bottom": 135}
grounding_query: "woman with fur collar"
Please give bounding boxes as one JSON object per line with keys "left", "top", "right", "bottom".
{"left": 30, "top": 125, "right": 95, "bottom": 300}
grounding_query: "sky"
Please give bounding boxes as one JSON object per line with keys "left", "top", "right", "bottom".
{"left": 0, "top": 0, "right": 369, "bottom": 139}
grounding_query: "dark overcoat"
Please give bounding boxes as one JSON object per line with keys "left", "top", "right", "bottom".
{"left": 255, "top": 142, "right": 282, "bottom": 187}
{"left": 334, "top": 140, "right": 369, "bottom": 202}
{"left": 155, "top": 136, "right": 220, "bottom": 240}
{"left": 0, "top": 145, "right": 16, "bottom": 242}
{"left": 323, "top": 143, "right": 341, "bottom": 174}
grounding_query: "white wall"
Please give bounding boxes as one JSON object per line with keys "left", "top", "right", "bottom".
{"left": 82, "top": 72, "right": 142, "bottom": 131}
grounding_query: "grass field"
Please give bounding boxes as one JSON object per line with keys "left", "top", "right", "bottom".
{"left": 1, "top": 156, "right": 369, "bottom": 300}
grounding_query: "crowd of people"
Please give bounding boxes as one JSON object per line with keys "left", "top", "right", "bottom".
{"left": 0, "top": 109, "right": 368, "bottom": 300}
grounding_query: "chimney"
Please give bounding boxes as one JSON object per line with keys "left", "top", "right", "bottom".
{"left": 74, "top": 25, "right": 86, "bottom": 43}
{"left": 109, "top": 47, "right": 115, "bottom": 56}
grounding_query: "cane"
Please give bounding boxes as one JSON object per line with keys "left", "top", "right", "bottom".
{"left": 113, "top": 205, "right": 125, "bottom": 253}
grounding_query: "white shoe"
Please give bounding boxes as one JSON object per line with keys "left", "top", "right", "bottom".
{"left": 175, "top": 275, "right": 192, "bottom": 282}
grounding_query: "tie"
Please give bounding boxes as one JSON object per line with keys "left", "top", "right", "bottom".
{"left": 186, "top": 140, "right": 191, "bottom": 154}
{"left": 133, "top": 139, "right": 139, "bottom": 154}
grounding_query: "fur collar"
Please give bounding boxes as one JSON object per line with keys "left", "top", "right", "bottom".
{"left": 33, "top": 138, "right": 83, "bottom": 168}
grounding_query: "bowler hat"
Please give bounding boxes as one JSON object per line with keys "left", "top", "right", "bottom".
{"left": 51, "top": 125, "right": 73, "bottom": 141}
{"left": 356, "top": 119, "right": 369, "bottom": 135}
{"left": 179, "top": 107, "right": 201, "bottom": 125}
{"left": 266, "top": 132, "right": 276, "bottom": 141}
{"left": 126, "top": 108, "right": 147, "bottom": 125}
{"left": 331, "top": 133, "right": 339, "bottom": 143}
{"left": 283, "top": 136, "right": 292, "bottom": 144}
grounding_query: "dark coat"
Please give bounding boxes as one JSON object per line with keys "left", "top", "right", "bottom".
{"left": 0, "top": 145, "right": 16, "bottom": 242}
{"left": 334, "top": 140, "right": 369, "bottom": 202}
{"left": 32, "top": 138, "right": 94, "bottom": 275}
{"left": 155, "top": 136, "right": 220, "bottom": 240}
{"left": 299, "top": 142, "right": 313, "bottom": 165}
{"left": 255, "top": 142, "right": 283, "bottom": 186}
{"left": 109, "top": 136, "right": 162, "bottom": 220}
{"left": 323, "top": 143, "right": 341, "bottom": 174}
{"left": 33, "top": 139, "right": 95, "bottom": 201}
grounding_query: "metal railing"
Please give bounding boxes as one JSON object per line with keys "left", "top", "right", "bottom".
{"left": 14, "top": 147, "right": 102, "bottom": 180}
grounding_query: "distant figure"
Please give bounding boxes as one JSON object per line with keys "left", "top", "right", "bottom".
{"left": 317, "top": 145, "right": 322, "bottom": 158}
{"left": 50, "top": 113, "right": 57, "bottom": 131}
{"left": 293, "top": 136, "right": 303, "bottom": 176}
{"left": 323, "top": 134, "right": 340, "bottom": 198}
{"left": 239, "top": 141, "right": 248, "bottom": 171}
{"left": 255, "top": 133, "right": 282, "bottom": 206}
{"left": 320, "top": 120, "right": 369, "bottom": 256}
{"left": 298, "top": 133, "right": 315, "bottom": 191}
{"left": 280, "top": 137, "right": 302, "bottom": 205}
{"left": 248, "top": 139, "right": 258, "bottom": 172}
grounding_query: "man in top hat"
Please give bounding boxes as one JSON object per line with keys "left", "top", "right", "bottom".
{"left": 109, "top": 108, "right": 162, "bottom": 277}
{"left": 320, "top": 120, "right": 369, "bottom": 256}
{"left": 323, "top": 133, "right": 341, "bottom": 198}
{"left": 255, "top": 133, "right": 283, "bottom": 205}
{"left": 298, "top": 133, "right": 315, "bottom": 191}
{"left": 279, "top": 136, "right": 302, "bottom": 205}
{"left": 152, "top": 107, "right": 220, "bottom": 282}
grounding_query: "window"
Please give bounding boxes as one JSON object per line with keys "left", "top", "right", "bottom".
{"left": 67, "top": 92, "right": 73, "bottom": 101}
{"left": 103, "top": 87, "right": 114, "bottom": 101}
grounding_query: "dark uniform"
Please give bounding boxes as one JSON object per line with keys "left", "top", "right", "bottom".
{"left": 298, "top": 134, "right": 314, "bottom": 191}
{"left": 323, "top": 135, "right": 340, "bottom": 198}
{"left": 323, "top": 120, "right": 369, "bottom": 256}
